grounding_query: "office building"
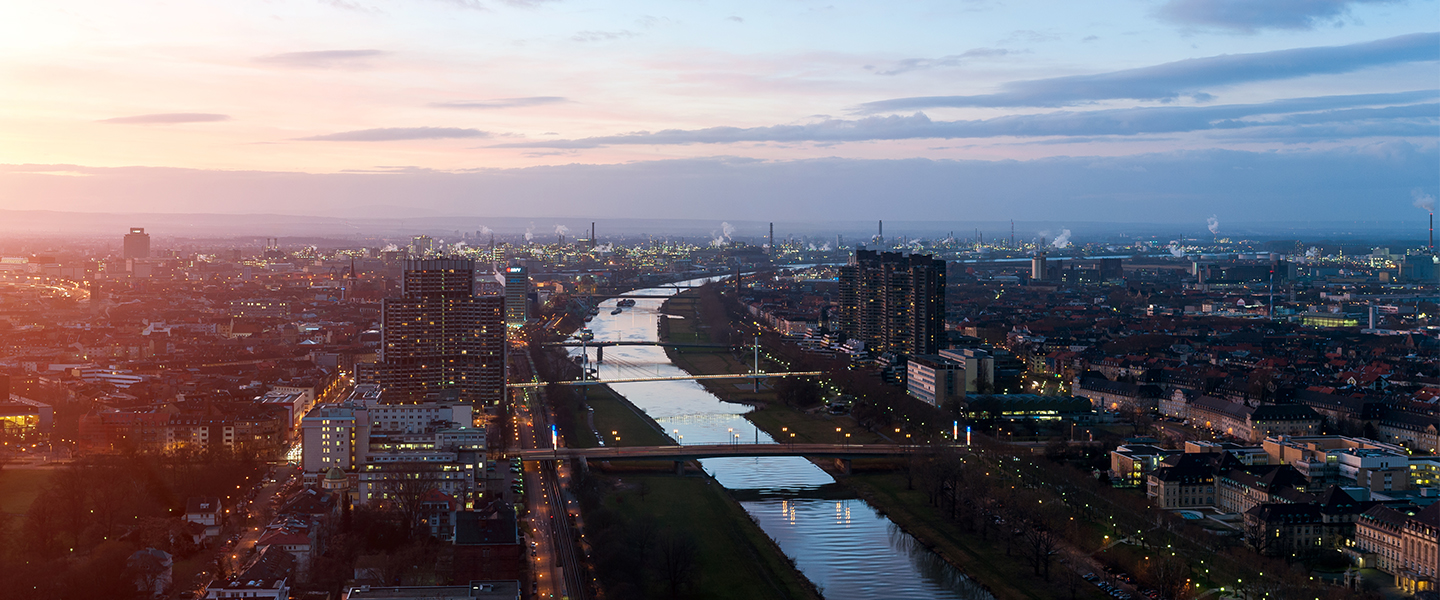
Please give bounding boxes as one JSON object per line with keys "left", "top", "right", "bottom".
{"left": 502, "top": 266, "right": 528, "bottom": 328}
{"left": 906, "top": 354, "right": 962, "bottom": 406}
{"left": 123, "top": 227, "right": 150, "bottom": 260}
{"left": 837, "top": 250, "right": 945, "bottom": 356}
{"left": 363, "top": 259, "right": 505, "bottom": 404}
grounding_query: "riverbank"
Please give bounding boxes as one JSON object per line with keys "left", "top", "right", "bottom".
{"left": 541, "top": 348, "right": 821, "bottom": 600}
{"left": 658, "top": 289, "right": 1096, "bottom": 600}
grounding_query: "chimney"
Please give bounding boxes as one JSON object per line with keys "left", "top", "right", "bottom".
{"left": 769, "top": 222, "right": 774, "bottom": 257}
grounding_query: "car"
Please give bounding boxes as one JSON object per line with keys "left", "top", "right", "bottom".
{"left": 1083, "top": 573, "right": 1097, "bottom": 582}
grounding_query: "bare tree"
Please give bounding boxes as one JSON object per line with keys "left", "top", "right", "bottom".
{"left": 380, "top": 463, "right": 443, "bottom": 538}
{"left": 1024, "top": 526, "right": 1061, "bottom": 579}
{"left": 657, "top": 532, "right": 699, "bottom": 597}
{"left": 1146, "top": 555, "right": 1191, "bottom": 600}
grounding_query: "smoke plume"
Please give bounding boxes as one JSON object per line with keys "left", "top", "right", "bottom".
{"left": 1050, "top": 229, "right": 1072, "bottom": 249}
{"left": 1206, "top": 216, "right": 1220, "bottom": 235}
{"left": 710, "top": 221, "right": 735, "bottom": 247}
{"left": 381, "top": 243, "right": 399, "bottom": 252}
{"left": 1413, "top": 189, "right": 1436, "bottom": 213}
{"left": 554, "top": 224, "right": 570, "bottom": 236}
{"left": 524, "top": 224, "right": 534, "bottom": 242}
{"left": 1168, "top": 242, "right": 1186, "bottom": 258}
{"left": 479, "top": 226, "right": 493, "bottom": 235}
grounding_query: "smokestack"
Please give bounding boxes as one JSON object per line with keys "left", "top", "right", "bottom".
{"left": 769, "top": 222, "right": 774, "bottom": 257}
{"left": 878, "top": 220, "right": 883, "bottom": 247}
{"left": 1430, "top": 212, "right": 1433, "bottom": 253}
{"left": 592, "top": 222, "right": 596, "bottom": 249}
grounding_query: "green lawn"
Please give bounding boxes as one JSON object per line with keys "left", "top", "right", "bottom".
{"left": 604, "top": 474, "right": 818, "bottom": 600}
{"left": 0, "top": 468, "right": 52, "bottom": 515}
{"left": 584, "top": 384, "right": 674, "bottom": 448}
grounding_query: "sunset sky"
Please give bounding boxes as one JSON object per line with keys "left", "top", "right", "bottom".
{"left": 0, "top": 0, "right": 1436, "bottom": 224}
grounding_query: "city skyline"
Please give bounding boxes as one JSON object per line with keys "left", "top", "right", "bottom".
{"left": 0, "top": 1, "right": 1435, "bottom": 222}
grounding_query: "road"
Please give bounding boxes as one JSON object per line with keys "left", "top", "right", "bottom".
{"left": 511, "top": 348, "right": 590, "bottom": 600}
{"left": 224, "top": 464, "right": 297, "bottom": 575}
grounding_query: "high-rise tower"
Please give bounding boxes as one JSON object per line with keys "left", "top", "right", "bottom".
{"left": 837, "top": 250, "right": 945, "bottom": 356}
{"left": 123, "top": 228, "right": 150, "bottom": 260}
{"left": 364, "top": 258, "right": 505, "bottom": 404}
{"left": 502, "top": 266, "right": 529, "bottom": 328}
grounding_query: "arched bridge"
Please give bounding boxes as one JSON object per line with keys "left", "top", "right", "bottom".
{"left": 510, "top": 443, "right": 921, "bottom": 474}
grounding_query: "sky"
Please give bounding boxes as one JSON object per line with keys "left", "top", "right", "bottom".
{"left": 0, "top": 0, "right": 1436, "bottom": 227}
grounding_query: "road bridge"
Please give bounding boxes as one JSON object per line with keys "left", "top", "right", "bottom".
{"left": 510, "top": 443, "right": 920, "bottom": 474}
{"left": 508, "top": 371, "right": 823, "bottom": 388}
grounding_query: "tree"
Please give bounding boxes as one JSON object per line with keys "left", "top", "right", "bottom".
{"left": 1146, "top": 555, "right": 1191, "bottom": 600}
{"left": 1024, "top": 526, "right": 1061, "bottom": 579}
{"left": 379, "top": 463, "right": 443, "bottom": 539}
{"left": 776, "top": 376, "right": 824, "bottom": 409}
{"left": 657, "top": 532, "right": 699, "bottom": 597}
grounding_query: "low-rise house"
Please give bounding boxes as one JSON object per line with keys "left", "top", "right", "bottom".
{"left": 184, "top": 497, "right": 223, "bottom": 538}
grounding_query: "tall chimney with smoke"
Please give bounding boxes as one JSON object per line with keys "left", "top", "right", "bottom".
{"left": 592, "top": 222, "right": 596, "bottom": 249}
{"left": 769, "top": 222, "right": 774, "bottom": 258}
{"left": 1430, "top": 212, "right": 1433, "bottom": 254}
{"left": 878, "top": 220, "right": 883, "bottom": 247}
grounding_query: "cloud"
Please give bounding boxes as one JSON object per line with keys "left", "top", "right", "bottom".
{"left": 857, "top": 32, "right": 1439, "bottom": 111}
{"left": 254, "top": 49, "right": 386, "bottom": 69}
{"left": 1157, "top": 0, "right": 1405, "bottom": 32}
{"left": 999, "top": 29, "right": 1062, "bottom": 44}
{"left": 571, "top": 30, "right": 637, "bottom": 42}
{"left": 3, "top": 144, "right": 1435, "bottom": 224}
{"left": 869, "top": 48, "right": 1013, "bottom": 75}
{"left": 430, "top": 97, "right": 569, "bottom": 109}
{"left": 297, "top": 127, "right": 491, "bottom": 141}
{"left": 727, "top": 16, "right": 744, "bottom": 22}
{"left": 493, "top": 90, "right": 1437, "bottom": 148}
{"left": 434, "top": 0, "right": 487, "bottom": 9}
{"left": 99, "top": 113, "right": 231, "bottom": 125}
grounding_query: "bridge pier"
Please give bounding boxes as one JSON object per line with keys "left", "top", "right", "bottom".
{"left": 596, "top": 346, "right": 603, "bottom": 364}
{"left": 578, "top": 456, "right": 588, "bottom": 473}
{"left": 674, "top": 460, "right": 685, "bottom": 476}
{"left": 834, "top": 458, "right": 852, "bottom": 475}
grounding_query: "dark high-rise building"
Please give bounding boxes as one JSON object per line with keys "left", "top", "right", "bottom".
{"left": 502, "top": 266, "right": 528, "bottom": 328}
{"left": 837, "top": 250, "right": 946, "bottom": 356}
{"left": 123, "top": 227, "right": 150, "bottom": 259}
{"left": 364, "top": 259, "right": 506, "bottom": 404}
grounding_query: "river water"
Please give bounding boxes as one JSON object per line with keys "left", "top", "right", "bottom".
{"left": 570, "top": 280, "right": 993, "bottom": 600}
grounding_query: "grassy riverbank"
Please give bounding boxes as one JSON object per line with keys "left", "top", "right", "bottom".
{"left": 658, "top": 289, "right": 1106, "bottom": 600}
{"left": 541, "top": 353, "right": 819, "bottom": 600}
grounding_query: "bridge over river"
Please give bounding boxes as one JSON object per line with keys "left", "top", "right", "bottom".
{"left": 511, "top": 443, "right": 924, "bottom": 474}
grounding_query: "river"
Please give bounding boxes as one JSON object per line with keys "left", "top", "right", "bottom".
{"left": 570, "top": 279, "right": 994, "bottom": 600}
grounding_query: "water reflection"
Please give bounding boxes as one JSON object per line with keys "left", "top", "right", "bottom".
{"left": 572, "top": 278, "right": 994, "bottom": 600}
